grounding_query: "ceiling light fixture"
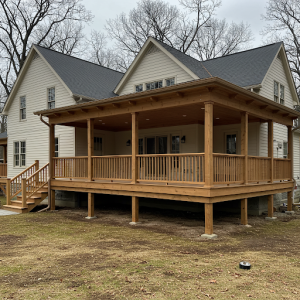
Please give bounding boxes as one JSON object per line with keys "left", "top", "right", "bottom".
{"left": 216, "top": 118, "right": 220, "bottom": 120}
{"left": 146, "top": 119, "right": 150, "bottom": 121}
{"left": 183, "top": 115, "right": 187, "bottom": 117}
{"left": 102, "top": 123, "right": 105, "bottom": 125}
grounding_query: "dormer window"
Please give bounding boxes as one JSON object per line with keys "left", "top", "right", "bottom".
{"left": 135, "top": 84, "right": 143, "bottom": 92}
{"left": 146, "top": 80, "right": 162, "bottom": 90}
{"left": 166, "top": 77, "right": 175, "bottom": 86}
{"left": 274, "top": 81, "right": 279, "bottom": 102}
{"left": 280, "top": 84, "right": 284, "bottom": 105}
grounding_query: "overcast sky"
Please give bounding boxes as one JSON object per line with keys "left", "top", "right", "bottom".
{"left": 83, "top": 0, "right": 269, "bottom": 48}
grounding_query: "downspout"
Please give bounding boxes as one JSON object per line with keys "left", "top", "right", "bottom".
{"left": 37, "top": 115, "right": 51, "bottom": 213}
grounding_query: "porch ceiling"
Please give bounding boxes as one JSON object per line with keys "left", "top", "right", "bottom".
{"left": 64, "top": 103, "right": 262, "bottom": 131}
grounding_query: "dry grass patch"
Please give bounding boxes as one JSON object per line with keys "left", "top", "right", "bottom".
{"left": 1, "top": 208, "right": 300, "bottom": 299}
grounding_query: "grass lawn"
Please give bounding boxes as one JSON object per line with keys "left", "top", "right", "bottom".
{"left": 1, "top": 205, "right": 300, "bottom": 299}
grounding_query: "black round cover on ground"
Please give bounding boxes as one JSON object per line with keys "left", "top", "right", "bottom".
{"left": 239, "top": 261, "right": 251, "bottom": 270}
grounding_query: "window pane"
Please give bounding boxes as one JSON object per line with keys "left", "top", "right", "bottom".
{"left": 146, "top": 80, "right": 163, "bottom": 91}
{"left": 21, "top": 108, "right": 26, "bottom": 119}
{"left": 274, "top": 81, "right": 278, "bottom": 96}
{"left": 226, "top": 134, "right": 236, "bottom": 154}
{"left": 21, "top": 141, "right": 26, "bottom": 154}
{"left": 14, "top": 155, "right": 19, "bottom": 166}
{"left": 172, "top": 136, "right": 180, "bottom": 153}
{"left": 138, "top": 138, "right": 143, "bottom": 155}
{"left": 20, "top": 96, "right": 26, "bottom": 108}
{"left": 21, "top": 154, "right": 26, "bottom": 166}
{"left": 135, "top": 84, "right": 143, "bottom": 92}
{"left": 158, "top": 137, "right": 167, "bottom": 154}
{"left": 166, "top": 78, "right": 175, "bottom": 86}
{"left": 94, "top": 137, "right": 102, "bottom": 154}
{"left": 14, "top": 142, "right": 19, "bottom": 154}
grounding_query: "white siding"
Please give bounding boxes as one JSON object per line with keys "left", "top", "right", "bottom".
{"left": 7, "top": 53, "right": 76, "bottom": 178}
{"left": 119, "top": 45, "right": 194, "bottom": 95}
{"left": 294, "top": 131, "right": 300, "bottom": 180}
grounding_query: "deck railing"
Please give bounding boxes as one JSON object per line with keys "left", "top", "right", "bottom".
{"left": 92, "top": 155, "right": 132, "bottom": 180}
{"left": 274, "top": 158, "right": 291, "bottom": 180}
{"left": 248, "top": 156, "right": 271, "bottom": 182}
{"left": 137, "top": 153, "right": 205, "bottom": 183}
{"left": 0, "top": 163, "right": 7, "bottom": 177}
{"left": 53, "top": 157, "right": 88, "bottom": 179}
{"left": 213, "top": 153, "right": 244, "bottom": 184}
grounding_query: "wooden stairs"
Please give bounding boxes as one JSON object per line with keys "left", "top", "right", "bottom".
{"left": 3, "top": 186, "right": 48, "bottom": 213}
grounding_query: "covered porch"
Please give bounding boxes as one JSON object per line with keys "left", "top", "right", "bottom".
{"left": 35, "top": 77, "right": 298, "bottom": 237}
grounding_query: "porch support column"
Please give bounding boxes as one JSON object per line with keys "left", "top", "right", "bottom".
{"left": 241, "top": 112, "right": 248, "bottom": 184}
{"left": 130, "top": 196, "right": 140, "bottom": 225}
{"left": 86, "top": 192, "right": 96, "bottom": 219}
{"left": 287, "top": 125, "right": 293, "bottom": 212}
{"left": 87, "top": 118, "right": 94, "bottom": 181}
{"left": 265, "top": 195, "right": 277, "bottom": 220}
{"left": 3, "top": 145, "right": 7, "bottom": 163}
{"left": 268, "top": 121, "right": 274, "bottom": 183}
{"left": 201, "top": 203, "right": 217, "bottom": 239}
{"left": 241, "top": 198, "right": 248, "bottom": 225}
{"left": 49, "top": 124, "right": 55, "bottom": 211}
{"left": 131, "top": 112, "right": 139, "bottom": 184}
{"left": 204, "top": 102, "right": 214, "bottom": 187}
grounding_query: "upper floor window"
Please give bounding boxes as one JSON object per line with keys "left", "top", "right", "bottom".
{"left": 20, "top": 96, "right": 26, "bottom": 120}
{"left": 135, "top": 84, "right": 143, "bottom": 92}
{"left": 14, "top": 141, "right": 26, "bottom": 167}
{"left": 146, "top": 80, "right": 162, "bottom": 90}
{"left": 48, "top": 87, "right": 55, "bottom": 109}
{"left": 280, "top": 84, "right": 285, "bottom": 105}
{"left": 166, "top": 77, "right": 175, "bottom": 87}
{"left": 274, "top": 81, "right": 279, "bottom": 103}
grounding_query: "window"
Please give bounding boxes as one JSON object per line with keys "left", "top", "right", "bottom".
{"left": 14, "top": 141, "right": 26, "bottom": 167}
{"left": 20, "top": 96, "right": 26, "bottom": 120}
{"left": 138, "top": 138, "right": 143, "bottom": 154}
{"left": 135, "top": 84, "right": 143, "bottom": 92}
{"left": 283, "top": 141, "right": 288, "bottom": 158}
{"left": 171, "top": 136, "right": 180, "bottom": 153}
{"left": 226, "top": 134, "right": 237, "bottom": 154}
{"left": 165, "top": 77, "right": 175, "bottom": 87}
{"left": 55, "top": 138, "right": 59, "bottom": 157}
{"left": 274, "top": 81, "right": 279, "bottom": 102}
{"left": 146, "top": 80, "right": 162, "bottom": 90}
{"left": 94, "top": 137, "right": 102, "bottom": 155}
{"left": 48, "top": 87, "right": 55, "bottom": 109}
{"left": 280, "top": 84, "right": 285, "bottom": 105}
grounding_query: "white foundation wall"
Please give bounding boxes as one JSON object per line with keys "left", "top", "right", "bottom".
{"left": 7, "top": 53, "right": 75, "bottom": 178}
{"left": 118, "top": 45, "right": 194, "bottom": 96}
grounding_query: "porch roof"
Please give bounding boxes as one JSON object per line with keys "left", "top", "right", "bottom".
{"left": 34, "top": 77, "right": 300, "bottom": 127}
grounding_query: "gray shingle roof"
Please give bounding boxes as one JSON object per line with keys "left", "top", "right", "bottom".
{"left": 0, "top": 132, "right": 7, "bottom": 139}
{"left": 35, "top": 45, "right": 124, "bottom": 100}
{"left": 155, "top": 39, "right": 283, "bottom": 88}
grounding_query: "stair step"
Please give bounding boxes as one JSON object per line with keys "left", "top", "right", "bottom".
{"left": 3, "top": 205, "right": 28, "bottom": 213}
{"left": 11, "top": 200, "right": 35, "bottom": 206}
{"left": 17, "top": 195, "right": 41, "bottom": 201}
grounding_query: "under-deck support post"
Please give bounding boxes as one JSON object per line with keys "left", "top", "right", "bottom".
{"left": 49, "top": 124, "right": 56, "bottom": 211}
{"left": 287, "top": 125, "right": 293, "bottom": 212}
{"left": 6, "top": 178, "right": 10, "bottom": 205}
{"left": 130, "top": 196, "right": 139, "bottom": 225}
{"left": 3, "top": 145, "right": 7, "bottom": 164}
{"left": 131, "top": 112, "right": 139, "bottom": 184}
{"left": 86, "top": 192, "right": 96, "bottom": 219}
{"left": 50, "top": 190, "right": 55, "bottom": 211}
{"left": 241, "top": 112, "right": 248, "bottom": 184}
{"left": 268, "top": 121, "right": 274, "bottom": 183}
{"left": 87, "top": 118, "right": 94, "bottom": 181}
{"left": 204, "top": 102, "right": 214, "bottom": 187}
{"left": 241, "top": 198, "right": 248, "bottom": 225}
{"left": 201, "top": 203, "right": 217, "bottom": 239}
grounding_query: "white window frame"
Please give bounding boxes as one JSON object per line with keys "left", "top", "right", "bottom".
{"left": 20, "top": 96, "right": 26, "bottom": 121}
{"left": 274, "top": 81, "right": 279, "bottom": 103}
{"left": 13, "top": 140, "right": 26, "bottom": 167}
{"left": 47, "top": 87, "right": 55, "bottom": 109}
{"left": 135, "top": 84, "right": 143, "bottom": 93}
{"left": 280, "top": 84, "right": 285, "bottom": 105}
{"left": 165, "top": 77, "right": 176, "bottom": 87}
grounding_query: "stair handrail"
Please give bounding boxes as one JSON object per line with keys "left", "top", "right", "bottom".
{"left": 24, "top": 163, "right": 49, "bottom": 203}
{"left": 9, "top": 160, "right": 39, "bottom": 201}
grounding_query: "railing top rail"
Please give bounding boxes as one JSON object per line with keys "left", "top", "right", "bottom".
{"left": 26, "top": 163, "right": 49, "bottom": 181}
{"left": 53, "top": 156, "right": 87, "bottom": 159}
{"left": 137, "top": 153, "right": 205, "bottom": 157}
{"left": 213, "top": 153, "right": 245, "bottom": 157}
{"left": 92, "top": 155, "right": 132, "bottom": 158}
{"left": 248, "top": 155, "right": 272, "bottom": 159}
{"left": 0, "top": 163, "right": 7, "bottom": 165}
{"left": 11, "top": 161, "right": 38, "bottom": 181}
{"left": 274, "top": 158, "right": 291, "bottom": 161}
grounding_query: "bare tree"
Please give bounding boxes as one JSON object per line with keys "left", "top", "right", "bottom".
{"left": 192, "top": 18, "right": 253, "bottom": 61}
{"left": 0, "top": 0, "right": 93, "bottom": 101}
{"left": 262, "top": 0, "right": 300, "bottom": 96}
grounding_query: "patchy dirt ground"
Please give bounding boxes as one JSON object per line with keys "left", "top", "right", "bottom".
{"left": 1, "top": 205, "right": 300, "bottom": 299}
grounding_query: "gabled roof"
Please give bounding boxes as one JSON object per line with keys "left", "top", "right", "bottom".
{"left": 34, "top": 45, "right": 124, "bottom": 100}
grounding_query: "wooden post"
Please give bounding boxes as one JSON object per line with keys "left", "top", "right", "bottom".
{"left": 3, "top": 145, "right": 7, "bottom": 164}
{"left": 268, "top": 195, "right": 274, "bottom": 218}
{"left": 50, "top": 189, "right": 55, "bottom": 211}
{"left": 241, "top": 198, "right": 248, "bottom": 225}
{"left": 268, "top": 121, "right": 274, "bottom": 183}
{"left": 241, "top": 112, "right": 248, "bottom": 184}
{"left": 87, "top": 118, "right": 94, "bottom": 181}
{"left": 87, "top": 192, "right": 95, "bottom": 218}
{"left": 35, "top": 160, "right": 39, "bottom": 185}
{"left": 6, "top": 178, "right": 10, "bottom": 205}
{"left": 22, "top": 178, "right": 27, "bottom": 208}
{"left": 132, "top": 196, "right": 139, "bottom": 223}
{"left": 204, "top": 102, "right": 214, "bottom": 187}
{"left": 204, "top": 203, "right": 213, "bottom": 234}
{"left": 288, "top": 125, "right": 293, "bottom": 211}
{"left": 132, "top": 112, "right": 139, "bottom": 183}
{"left": 287, "top": 191, "right": 293, "bottom": 212}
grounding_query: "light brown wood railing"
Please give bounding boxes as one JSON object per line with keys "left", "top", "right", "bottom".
{"left": 92, "top": 155, "right": 132, "bottom": 180}
{"left": 274, "top": 158, "right": 291, "bottom": 181}
{"left": 137, "top": 153, "right": 205, "bottom": 183}
{"left": 0, "top": 163, "right": 7, "bottom": 177}
{"left": 53, "top": 157, "right": 88, "bottom": 179}
{"left": 213, "top": 153, "right": 244, "bottom": 184}
{"left": 23, "top": 163, "right": 49, "bottom": 207}
{"left": 9, "top": 161, "right": 39, "bottom": 200}
{"left": 248, "top": 156, "right": 271, "bottom": 182}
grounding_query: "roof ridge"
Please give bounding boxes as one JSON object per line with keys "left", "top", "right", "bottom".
{"left": 33, "top": 44, "right": 125, "bottom": 75}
